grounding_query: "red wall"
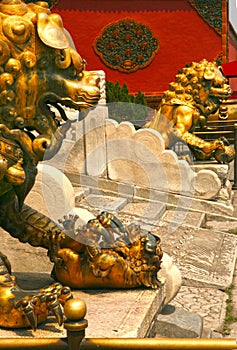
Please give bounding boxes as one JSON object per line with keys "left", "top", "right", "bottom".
{"left": 54, "top": 1, "right": 221, "bottom": 95}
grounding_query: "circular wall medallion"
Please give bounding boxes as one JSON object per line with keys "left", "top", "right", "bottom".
{"left": 93, "top": 18, "right": 159, "bottom": 73}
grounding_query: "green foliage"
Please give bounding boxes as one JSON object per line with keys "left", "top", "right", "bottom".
{"left": 215, "top": 58, "right": 223, "bottom": 66}
{"left": 106, "top": 81, "right": 148, "bottom": 123}
{"left": 24, "top": 0, "right": 56, "bottom": 7}
{"left": 222, "top": 284, "right": 237, "bottom": 336}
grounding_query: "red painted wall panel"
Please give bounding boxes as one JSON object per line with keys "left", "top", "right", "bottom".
{"left": 54, "top": 2, "right": 221, "bottom": 95}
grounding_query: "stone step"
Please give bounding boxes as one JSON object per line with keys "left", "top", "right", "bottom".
{"left": 172, "top": 286, "right": 227, "bottom": 333}
{"left": 154, "top": 305, "right": 203, "bottom": 338}
{"left": 160, "top": 209, "right": 206, "bottom": 228}
{"left": 121, "top": 200, "right": 166, "bottom": 221}
{"left": 205, "top": 219, "right": 237, "bottom": 234}
{"left": 0, "top": 273, "right": 165, "bottom": 339}
{"left": 151, "top": 224, "right": 237, "bottom": 290}
{"left": 79, "top": 193, "right": 129, "bottom": 213}
{"left": 73, "top": 289, "right": 164, "bottom": 338}
{"left": 69, "top": 173, "right": 235, "bottom": 217}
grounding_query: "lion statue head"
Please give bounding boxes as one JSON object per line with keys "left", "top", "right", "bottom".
{"left": 146, "top": 59, "right": 234, "bottom": 163}
{"left": 162, "top": 59, "right": 231, "bottom": 128}
{"left": 0, "top": 0, "right": 100, "bottom": 162}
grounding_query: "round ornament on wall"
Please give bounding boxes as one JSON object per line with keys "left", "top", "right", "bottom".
{"left": 93, "top": 18, "right": 159, "bottom": 73}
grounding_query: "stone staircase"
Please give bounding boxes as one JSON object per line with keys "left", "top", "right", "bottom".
{"left": 71, "top": 179, "right": 237, "bottom": 338}
{"left": 1, "top": 168, "right": 236, "bottom": 339}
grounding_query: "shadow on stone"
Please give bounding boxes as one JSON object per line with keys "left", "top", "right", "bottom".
{"left": 160, "top": 304, "right": 176, "bottom": 315}
{"left": 14, "top": 272, "right": 55, "bottom": 290}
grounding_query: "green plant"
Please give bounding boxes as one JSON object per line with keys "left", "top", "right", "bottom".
{"left": 222, "top": 284, "right": 237, "bottom": 336}
{"left": 24, "top": 0, "right": 57, "bottom": 7}
{"left": 106, "top": 81, "right": 148, "bottom": 123}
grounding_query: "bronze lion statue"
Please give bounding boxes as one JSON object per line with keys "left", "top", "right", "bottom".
{"left": 0, "top": 0, "right": 163, "bottom": 329}
{"left": 145, "top": 59, "right": 235, "bottom": 163}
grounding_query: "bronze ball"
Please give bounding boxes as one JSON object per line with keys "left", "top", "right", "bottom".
{"left": 64, "top": 298, "right": 87, "bottom": 321}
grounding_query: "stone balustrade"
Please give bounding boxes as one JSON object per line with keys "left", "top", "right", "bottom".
{"left": 44, "top": 105, "right": 233, "bottom": 216}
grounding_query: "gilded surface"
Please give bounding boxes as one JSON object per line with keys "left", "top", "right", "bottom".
{"left": 0, "top": 0, "right": 163, "bottom": 329}
{"left": 146, "top": 59, "right": 235, "bottom": 163}
{"left": 54, "top": 212, "right": 163, "bottom": 290}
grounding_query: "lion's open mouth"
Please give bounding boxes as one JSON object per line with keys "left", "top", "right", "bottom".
{"left": 22, "top": 90, "right": 100, "bottom": 160}
{"left": 39, "top": 91, "right": 100, "bottom": 128}
{"left": 210, "top": 84, "right": 232, "bottom": 100}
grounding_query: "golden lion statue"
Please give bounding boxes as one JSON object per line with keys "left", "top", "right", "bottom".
{"left": 145, "top": 59, "right": 235, "bottom": 163}
{"left": 0, "top": 0, "right": 163, "bottom": 329}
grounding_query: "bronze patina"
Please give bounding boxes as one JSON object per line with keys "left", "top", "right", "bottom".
{"left": 0, "top": 0, "right": 163, "bottom": 329}
{"left": 53, "top": 213, "right": 163, "bottom": 290}
{"left": 145, "top": 59, "right": 235, "bottom": 163}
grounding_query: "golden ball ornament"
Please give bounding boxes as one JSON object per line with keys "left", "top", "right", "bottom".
{"left": 64, "top": 298, "right": 87, "bottom": 321}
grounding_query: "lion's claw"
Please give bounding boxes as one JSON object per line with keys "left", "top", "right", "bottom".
{"left": 45, "top": 293, "right": 64, "bottom": 326}
{"left": 98, "top": 211, "right": 126, "bottom": 233}
{"left": 51, "top": 256, "right": 69, "bottom": 272}
{"left": 0, "top": 254, "right": 73, "bottom": 329}
{"left": 15, "top": 299, "right": 38, "bottom": 330}
{"left": 47, "top": 229, "right": 62, "bottom": 263}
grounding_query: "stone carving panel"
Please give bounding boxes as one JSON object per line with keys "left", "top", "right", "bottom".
{"left": 105, "top": 119, "right": 222, "bottom": 200}
{"left": 154, "top": 224, "right": 237, "bottom": 289}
